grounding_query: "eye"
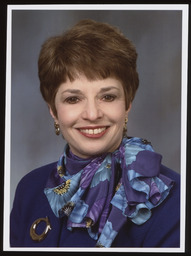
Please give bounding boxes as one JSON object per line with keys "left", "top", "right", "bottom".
{"left": 102, "top": 95, "right": 116, "bottom": 102}
{"left": 65, "top": 96, "right": 80, "bottom": 104}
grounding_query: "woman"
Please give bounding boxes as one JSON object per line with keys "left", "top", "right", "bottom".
{"left": 10, "top": 19, "right": 180, "bottom": 248}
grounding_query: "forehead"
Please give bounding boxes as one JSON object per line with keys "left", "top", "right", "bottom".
{"left": 57, "top": 75, "right": 124, "bottom": 93}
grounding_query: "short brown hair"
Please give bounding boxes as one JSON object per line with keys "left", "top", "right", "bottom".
{"left": 38, "top": 19, "right": 139, "bottom": 115}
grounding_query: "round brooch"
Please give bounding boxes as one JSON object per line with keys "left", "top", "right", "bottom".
{"left": 30, "top": 216, "right": 51, "bottom": 242}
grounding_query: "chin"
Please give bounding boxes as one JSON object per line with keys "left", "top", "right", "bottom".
{"left": 81, "top": 145, "right": 115, "bottom": 158}
{"left": 69, "top": 137, "right": 122, "bottom": 158}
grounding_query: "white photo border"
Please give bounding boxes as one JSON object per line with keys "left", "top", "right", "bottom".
{"left": 3, "top": 4, "right": 189, "bottom": 253}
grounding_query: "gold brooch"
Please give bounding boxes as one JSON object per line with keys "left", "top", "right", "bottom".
{"left": 30, "top": 216, "right": 51, "bottom": 242}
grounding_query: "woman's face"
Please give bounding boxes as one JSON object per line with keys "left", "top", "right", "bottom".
{"left": 50, "top": 75, "right": 131, "bottom": 158}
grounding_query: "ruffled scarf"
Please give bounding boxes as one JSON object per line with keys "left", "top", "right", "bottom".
{"left": 44, "top": 137, "right": 174, "bottom": 247}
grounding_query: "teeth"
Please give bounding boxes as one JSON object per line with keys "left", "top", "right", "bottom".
{"left": 80, "top": 127, "right": 106, "bottom": 135}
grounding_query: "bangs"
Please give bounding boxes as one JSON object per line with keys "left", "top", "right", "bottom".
{"left": 39, "top": 19, "right": 139, "bottom": 115}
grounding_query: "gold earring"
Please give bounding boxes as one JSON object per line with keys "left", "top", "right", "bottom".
{"left": 54, "top": 121, "right": 60, "bottom": 136}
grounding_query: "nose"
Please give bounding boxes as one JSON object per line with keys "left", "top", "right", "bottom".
{"left": 81, "top": 99, "right": 103, "bottom": 121}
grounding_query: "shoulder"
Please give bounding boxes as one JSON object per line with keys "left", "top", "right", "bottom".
{"left": 148, "top": 165, "right": 180, "bottom": 243}
{"left": 15, "top": 162, "right": 57, "bottom": 195}
{"left": 145, "top": 165, "right": 180, "bottom": 246}
{"left": 12, "top": 162, "right": 57, "bottom": 216}
{"left": 159, "top": 165, "right": 180, "bottom": 220}
{"left": 20, "top": 162, "right": 57, "bottom": 181}
{"left": 160, "top": 164, "right": 180, "bottom": 191}
{"left": 141, "top": 165, "right": 180, "bottom": 246}
{"left": 159, "top": 164, "right": 180, "bottom": 213}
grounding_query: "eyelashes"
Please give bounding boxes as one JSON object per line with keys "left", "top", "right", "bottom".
{"left": 102, "top": 94, "right": 117, "bottom": 102}
{"left": 65, "top": 96, "right": 80, "bottom": 104}
{"left": 64, "top": 94, "right": 117, "bottom": 104}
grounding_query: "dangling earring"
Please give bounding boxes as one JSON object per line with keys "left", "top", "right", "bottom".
{"left": 123, "top": 117, "right": 128, "bottom": 137}
{"left": 54, "top": 121, "right": 60, "bottom": 136}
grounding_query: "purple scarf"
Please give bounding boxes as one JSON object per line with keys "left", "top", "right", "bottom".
{"left": 44, "top": 137, "right": 174, "bottom": 247}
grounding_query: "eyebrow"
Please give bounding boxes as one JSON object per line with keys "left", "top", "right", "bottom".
{"left": 61, "top": 86, "right": 120, "bottom": 95}
{"left": 99, "top": 86, "right": 120, "bottom": 93}
{"left": 61, "top": 89, "right": 82, "bottom": 94}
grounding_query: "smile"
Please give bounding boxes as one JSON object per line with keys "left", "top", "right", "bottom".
{"left": 80, "top": 127, "right": 106, "bottom": 135}
{"left": 77, "top": 127, "right": 109, "bottom": 138}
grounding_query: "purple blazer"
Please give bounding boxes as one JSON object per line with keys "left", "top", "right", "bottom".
{"left": 10, "top": 162, "right": 180, "bottom": 247}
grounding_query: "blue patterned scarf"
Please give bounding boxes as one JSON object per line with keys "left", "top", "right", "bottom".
{"left": 44, "top": 137, "right": 174, "bottom": 247}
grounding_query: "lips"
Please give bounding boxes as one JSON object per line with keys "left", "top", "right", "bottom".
{"left": 77, "top": 126, "right": 109, "bottom": 138}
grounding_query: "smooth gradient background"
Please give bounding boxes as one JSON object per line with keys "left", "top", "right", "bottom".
{"left": 10, "top": 9, "right": 182, "bottom": 208}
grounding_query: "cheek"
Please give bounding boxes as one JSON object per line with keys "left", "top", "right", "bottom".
{"left": 113, "top": 111, "right": 126, "bottom": 131}
{"left": 56, "top": 107, "right": 79, "bottom": 127}
{"left": 116, "top": 115, "right": 126, "bottom": 129}
{"left": 106, "top": 104, "right": 126, "bottom": 122}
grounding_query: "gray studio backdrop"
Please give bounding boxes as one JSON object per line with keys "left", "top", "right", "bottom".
{"left": 10, "top": 9, "right": 182, "bottom": 208}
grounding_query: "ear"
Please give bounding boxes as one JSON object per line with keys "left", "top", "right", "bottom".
{"left": 48, "top": 105, "right": 58, "bottom": 123}
{"left": 126, "top": 102, "right": 132, "bottom": 116}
